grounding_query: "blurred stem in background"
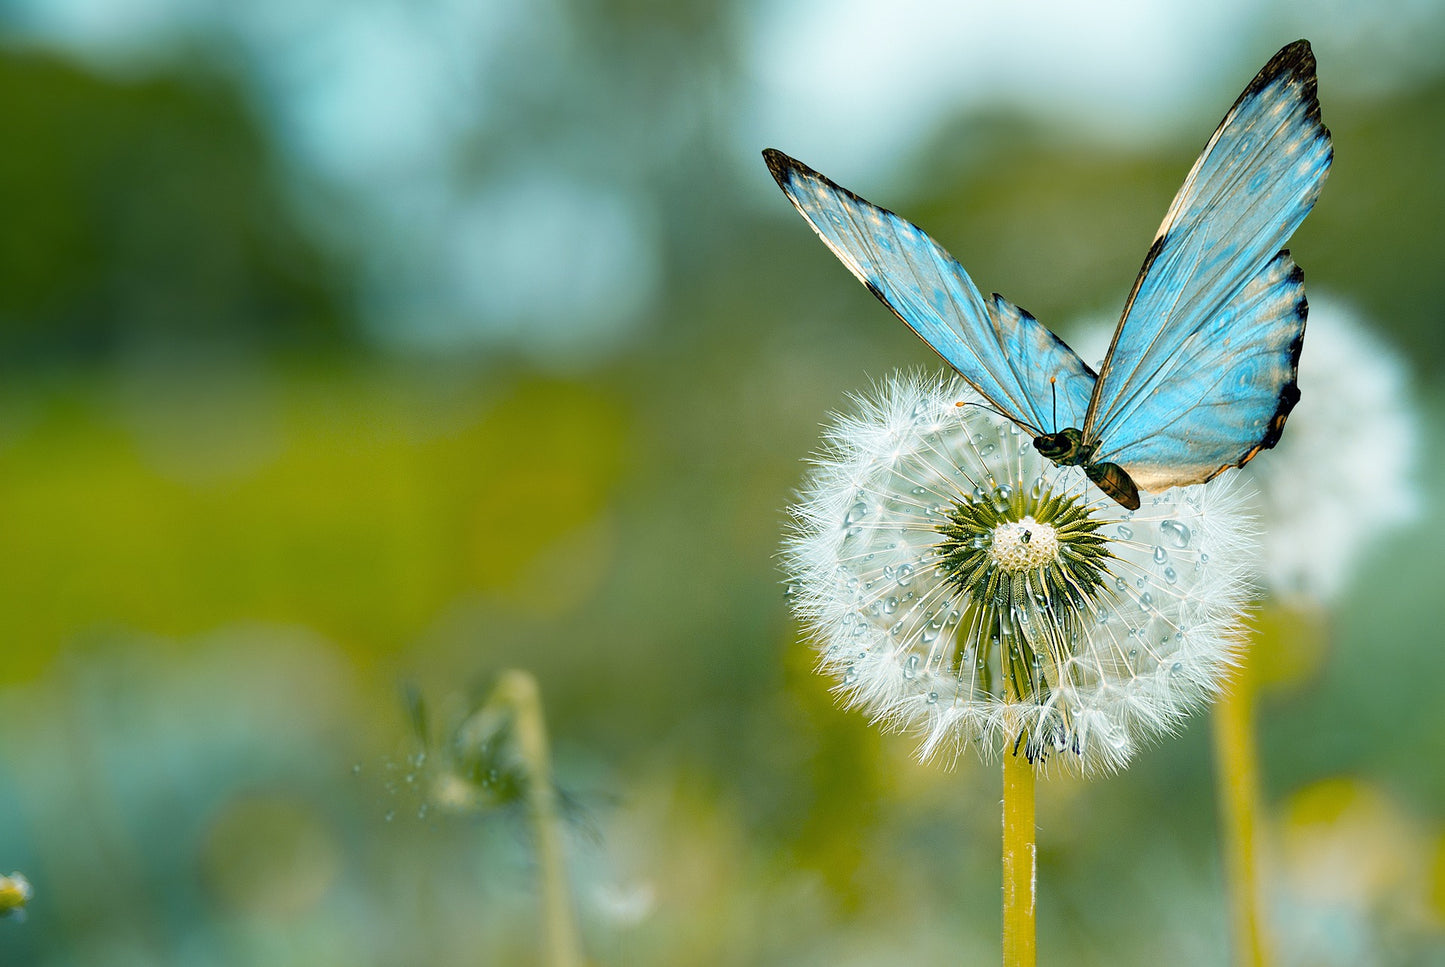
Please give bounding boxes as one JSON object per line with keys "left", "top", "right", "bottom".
{"left": 1213, "top": 603, "right": 1332, "bottom": 967}
{"left": 1212, "top": 643, "right": 1268, "bottom": 967}
{"left": 485, "top": 671, "right": 583, "bottom": 967}
{"left": 1002, "top": 747, "right": 1036, "bottom": 967}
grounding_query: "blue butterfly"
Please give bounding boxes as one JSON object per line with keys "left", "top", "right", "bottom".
{"left": 765, "top": 40, "right": 1333, "bottom": 510}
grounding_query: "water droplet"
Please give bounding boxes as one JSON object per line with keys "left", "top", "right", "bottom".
{"left": 845, "top": 502, "right": 869, "bottom": 526}
{"left": 1160, "top": 520, "right": 1191, "bottom": 548}
{"left": 1140, "top": 592, "right": 1153, "bottom": 607}
{"left": 1199, "top": 553, "right": 1209, "bottom": 563}
{"left": 1170, "top": 662, "right": 1184, "bottom": 674}
{"left": 1163, "top": 567, "right": 1177, "bottom": 584}
{"left": 903, "top": 654, "right": 919, "bottom": 679}
{"left": 926, "top": 691, "right": 939, "bottom": 704}
{"left": 883, "top": 596, "right": 899, "bottom": 615}
{"left": 896, "top": 564, "right": 914, "bottom": 587}
{"left": 1030, "top": 476, "right": 1045, "bottom": 500}
{"left": 842, "top": 666, "right": 859, "bottom": 685}
{"left": 1152, "top": 545, "right": 1168, "bottom": 564}
{"left": 1117, "top": 525, "right": 1134, "bottom": 539}
{"left": 1116, "top": 577, "right": 1127, "bottom": 591}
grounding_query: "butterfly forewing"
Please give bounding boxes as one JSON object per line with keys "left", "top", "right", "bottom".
{"left": 763, "top": 149, "right": 1095, "bottom": 434}
{"left": 1082, "top": 40, "right": 1332, "bottom": 486}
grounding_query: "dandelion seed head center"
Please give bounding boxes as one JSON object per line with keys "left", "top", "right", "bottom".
{"left": 989, "top": 516, "right": 1058, "bottom": 572}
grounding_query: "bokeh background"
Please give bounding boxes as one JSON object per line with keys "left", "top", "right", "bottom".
{"left": 0, "top": 1, "right": 1441, "bottom": 964}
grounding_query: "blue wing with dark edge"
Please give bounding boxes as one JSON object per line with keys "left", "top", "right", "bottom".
{"left": 763, "top": 148, "right": 1095, "bottom": 433}
{"left": 1082, "top": 39, "right": 1332, "bottom": 490}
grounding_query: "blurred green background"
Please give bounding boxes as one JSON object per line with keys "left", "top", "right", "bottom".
{"left": 0, "top": 1, "right": 1441, "bottom": 964}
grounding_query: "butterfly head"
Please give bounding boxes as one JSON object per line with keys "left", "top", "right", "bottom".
{"left": 1032, "top": 427, "right": 1093, "bottom": 466}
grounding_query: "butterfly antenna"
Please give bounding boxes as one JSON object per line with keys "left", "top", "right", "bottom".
{"left": 1050, "top": 376, "right": 1058, "bottom": 430}
{"left": 954, "top": 399, "right": 1041, "bottom": 437}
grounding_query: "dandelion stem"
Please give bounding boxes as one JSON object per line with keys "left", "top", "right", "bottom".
{"left": 1002, "top": 745, "right": 1037, "bottom": 967}
{"left": 489, "top": 670, "right": 583, "bottom": 967}
{"left": 1212, "top": 657, "right": 1268, "bottom": 967}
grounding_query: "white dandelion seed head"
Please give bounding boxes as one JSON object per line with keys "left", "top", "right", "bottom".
{"left": 1245, "top": 295, "right": 1419, "bottom": 604}
{"left": 1069, "top": 294, "right": 1419, "bottom": 605}
{"left": 783, "top": 373, "right": 1257, "bottom": 775}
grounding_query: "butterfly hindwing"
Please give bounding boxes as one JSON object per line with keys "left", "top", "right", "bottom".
{"left": 763, "top": 149, "right": 1094, "bottom": 434}
{"left": 1083, "top": 40, "right": 1332, "bottom": 487}
{"left": 1090, "top": 249, "right": 1306, "bottom": 490}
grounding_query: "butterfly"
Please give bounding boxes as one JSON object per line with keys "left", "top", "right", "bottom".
{"left": 764, "top": 40, "right": 1332, "bottom": 510}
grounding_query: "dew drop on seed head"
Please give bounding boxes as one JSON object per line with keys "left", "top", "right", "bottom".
{"left": 1152, "top": 546, "right": 1168, "bottom": 564}
{"left": 904, "top": 654, "right": 919, "bottom": 679}
{"left": 1140, "top": 592, "right": 1153, "bottom": 607}
{"left": 1160, "top": 520, "right": 1191, "bottom": 548}
{"left": 845, "top": 502, "right": 869, "bottom": 526}
{"left": 1117, "top": 525, "right": 1134, "bottom": 539}
{"left": 1163, "top": 567, "right": 1177, "bottom": 584}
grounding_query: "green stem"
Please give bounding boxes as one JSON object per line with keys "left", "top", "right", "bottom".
{"left": 1002, "top": 747, "right": 1037, "bottom": 967}
{"left": 489, "top": 670, "right": 583, "bottom": 967}
{"left": 1212, "top": 660, "right": 1267, "bottom": 967}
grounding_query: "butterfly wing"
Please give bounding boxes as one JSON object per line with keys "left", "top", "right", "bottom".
{"left": 764, "top": 149, "right": 1095, "bottom": 433}
{"left": 1082, "top": 40, "right": 1332, "bottom": 490}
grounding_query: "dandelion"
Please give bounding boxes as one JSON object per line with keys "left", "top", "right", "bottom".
{"left": 784, "top": 372, "right": 1256, "bottom": 774}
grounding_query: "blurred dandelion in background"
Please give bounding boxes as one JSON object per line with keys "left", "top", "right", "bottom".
{"left": 783, "top": 373, "right": 1256, "bottom": 774}
{"left": 1240, "top": 293, "right": 1420, "bottom": 606}
{"left": 1069, "top": 293, "right": 1420, "bottom": 611}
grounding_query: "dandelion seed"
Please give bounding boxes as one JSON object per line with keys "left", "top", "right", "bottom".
{"left": 783, "top": 374, "right": 1256, "bottom": 773}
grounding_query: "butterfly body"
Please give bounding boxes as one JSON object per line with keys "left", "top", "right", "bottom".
{"left": 1031, "top": 428, "right": 1141, "bottom": 509}
{"left": 764, "top": 40, "right": 1332, "bottom": 509}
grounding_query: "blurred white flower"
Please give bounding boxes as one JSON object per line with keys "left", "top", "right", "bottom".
{"left": 783, "top": 373, "right": 1255, "bottom": 773}
{"left": 591, "top": 879, "right": 656, "bottom": 928}
{"left": 1069, "top": 294, "right": 1419, "bottom": 605}
{"left": 0, "top": 871, "right": 32, "bottom": 921}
